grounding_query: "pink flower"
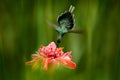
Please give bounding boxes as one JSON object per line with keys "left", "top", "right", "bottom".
{"left": 26, "top": 42, "right": 76, "bottom": 70}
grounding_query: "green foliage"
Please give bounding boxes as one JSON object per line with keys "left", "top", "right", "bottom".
{"left": 0, "top": 0, "right": 120, "bottom": 80}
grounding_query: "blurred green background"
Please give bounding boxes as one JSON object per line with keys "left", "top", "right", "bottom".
{"left": 0, "top": 0, "right": 120, "bottom": 80}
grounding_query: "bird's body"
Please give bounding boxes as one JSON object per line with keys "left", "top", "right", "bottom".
{"left": 48, "top": 5, "right": 82, "bottom": 44}
{"left": 56, "top": 5, "right": 75, "bottom": 43}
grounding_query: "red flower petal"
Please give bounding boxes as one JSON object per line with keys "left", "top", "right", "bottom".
{"left": 32, "top": 60, "right": 40, "bottom": 69}
{"left": 43, "top": 58, "right": 51, "bottom": 70}
{"left": 26, "top": 61, "right": 33, "bottom": 65}
{"left": 62, "top": 52, "right": 71, "bottom": 57}
{"left": 47, "top": 42, "right": 56, "bottom": 49}
{"left": 63, "top": 59, "right": 76, "bottom": 69}
{"left": 46, "top": 42, "right": 56, "bottom": 52}
{"left": 56, "top": 57, "right": 76, "bottom": 69}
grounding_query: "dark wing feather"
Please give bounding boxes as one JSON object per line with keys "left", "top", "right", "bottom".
{"left": 57, "top": 12, "right": 74, "bottom": 30}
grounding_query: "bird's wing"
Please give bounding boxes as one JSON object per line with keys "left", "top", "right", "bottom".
{"left": 47, "top": 20, "right": 58, "bottom": 29}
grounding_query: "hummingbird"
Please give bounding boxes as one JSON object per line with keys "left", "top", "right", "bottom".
{"left": 48, "top": 5, "right": 82, "bottom": 44}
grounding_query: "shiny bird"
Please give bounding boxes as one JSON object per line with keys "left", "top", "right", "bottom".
{"left": 48, "top": 5, "right": 82, "bottom": 44}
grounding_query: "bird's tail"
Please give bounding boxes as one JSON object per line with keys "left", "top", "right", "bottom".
{"left": 69, "top": 5, "right": 75, "bottom": 13}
